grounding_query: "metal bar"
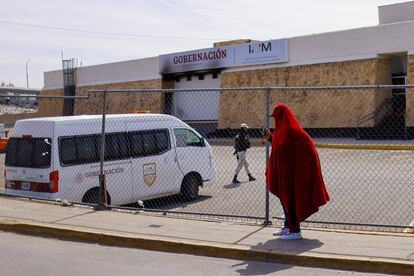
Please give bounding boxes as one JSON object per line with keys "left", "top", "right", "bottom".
{"left": 264, "top": 87, "right": 271, "bottom": 226}
{"left": 88, "top": 84, "right": 414, "bottom": 94}
{"left": 98, "top": 90, "right": 108, "bottom": 209}
{"left": 0, "top": 95, "right": 89, "bottom": 99}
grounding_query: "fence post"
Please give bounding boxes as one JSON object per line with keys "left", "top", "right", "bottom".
{"left": 264, "top": 87, "right": 271, "bottom": 225}
{"left": 98, "top": 90, "right": 108, "bottom": 209}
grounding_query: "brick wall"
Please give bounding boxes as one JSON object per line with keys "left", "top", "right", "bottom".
{"left": 37, "top": 89, "right": 64, "bottom": 117}
{"left": 219, "top": 58, "right": 391, "bottom": 129}
{"left": 74, "top": 79, "right": 164, "bottom": 115}
{"left": 39, "top": 79, "right": 166, "bottom": 117}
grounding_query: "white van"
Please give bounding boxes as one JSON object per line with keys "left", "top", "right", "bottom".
{"left": 4, "top": 114, "right": 216, "bottom": 205}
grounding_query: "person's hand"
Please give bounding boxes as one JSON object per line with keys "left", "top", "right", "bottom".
{"left": 261, "top": 128, "right": 272, "bottom": 145}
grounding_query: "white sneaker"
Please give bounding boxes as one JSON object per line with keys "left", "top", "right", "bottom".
{"left": 279, "top": 231, "right": 303, "bottom": 240}
{"left": 272, "top": 227, "right": 289, "bottom": 236}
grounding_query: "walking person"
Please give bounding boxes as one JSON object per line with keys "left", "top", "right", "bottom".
{"left": 263, "top": 103, "right": 330, "bottom": 240}
{"left": 232, "top": 123, "right": 256, "bottom": 184}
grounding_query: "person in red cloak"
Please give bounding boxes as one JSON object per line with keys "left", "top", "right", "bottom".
{"left": 263, "top": 103, "right": 330, "bottom": 240}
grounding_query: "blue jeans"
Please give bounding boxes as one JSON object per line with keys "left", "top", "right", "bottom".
{"left": 282, "top": 205, "right": 301, "bottom": 233}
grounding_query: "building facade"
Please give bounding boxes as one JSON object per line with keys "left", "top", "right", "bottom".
{"left": 40, "top": 2, "right": 414, "bottom": 138}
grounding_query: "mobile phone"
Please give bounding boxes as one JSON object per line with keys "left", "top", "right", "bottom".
{"left": 260, "top": 126, "right": 266, "bottom": 135}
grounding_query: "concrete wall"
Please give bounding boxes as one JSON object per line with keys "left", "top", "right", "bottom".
{"left": 219, "top": 58, "right": 391, "bottom": 129}
{"left": 43, "top": 56, "right": 160, "bottom": 90}
{"left": 379, "top": 1, "right": 414, "bottom": 24}
{"left": 76, "top": 57, "right": 160, "bottom": 88}
{"left": 43, "top": 20, "right": 414, "bottom": 92}
{"left": 43, "top": 70, "right": 63, "bottom": 90}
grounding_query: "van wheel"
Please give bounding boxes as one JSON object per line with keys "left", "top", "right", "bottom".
{"left": 82, "top": 188, "right": 111, "bottom": 205}
{"left": 181, "top": 175, "right": 200, "bottom": 201}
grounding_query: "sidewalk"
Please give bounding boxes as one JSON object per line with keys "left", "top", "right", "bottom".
{"left": 0, "top": 197, "right": 413, "bottom": 275}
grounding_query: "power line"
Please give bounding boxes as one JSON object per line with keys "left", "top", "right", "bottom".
{"left": 0, "top": 19, "right": 228, "bottom": 41}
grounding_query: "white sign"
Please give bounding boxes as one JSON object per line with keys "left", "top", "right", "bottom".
{"left": 159, "top": 39, "right": 288, "bottom": 74}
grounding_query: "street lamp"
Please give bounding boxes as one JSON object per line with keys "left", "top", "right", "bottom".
{"left": 25, "top": 59, "right": 30, "bottom": 88}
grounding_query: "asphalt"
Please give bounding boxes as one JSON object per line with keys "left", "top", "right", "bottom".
{"left": 0, "top": 197, "right": 413, "bottom": 275}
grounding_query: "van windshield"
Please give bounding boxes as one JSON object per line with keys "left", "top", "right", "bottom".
{"left": 5, "top": 137, "right": 52, "bottom": 168}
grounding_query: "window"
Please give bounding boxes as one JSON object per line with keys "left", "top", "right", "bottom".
{"left": 130, "top": 129, "right": 170, "bottom": 157}
{"left": 60, "top": 133, "right": 130, "bottom": 166}
{"left": 105, "top": 133, "right": 129, "bottom": 161}
{"left": 174, "top": 129, "right": 204, "bottom": 147}
{"left": 60, "top": 138, "right": 77, "bottom": 165}
{"left": 59, "top": 129, "right": 170, "bottom": 166}
{"left": 60, "top": 135, "right": 99, "bottom": 166}
{"left": 142, "top": 131, "right": 158, "bottom": 155}
{"left": 5, "top": 137, "right": 52, "bottom": 168}
{"left": 77, "top": 136, "right": 99, "bottom": 164}
{"left": 129, "top": 132, "right": 145, "bottom": 157}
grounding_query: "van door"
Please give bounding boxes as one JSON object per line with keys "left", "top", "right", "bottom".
{"left": 127, "top": 122, "right": 183, "bottom": 201}
{"left": 58, "top": 132, "right": 133, "bottom": 205}
{"left": 173, "top": 128, "right": 212, "bottom": 181}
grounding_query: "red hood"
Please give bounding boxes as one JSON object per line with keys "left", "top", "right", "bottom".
{"left": 266, "top": 103, "right": 330, "bottom": 231}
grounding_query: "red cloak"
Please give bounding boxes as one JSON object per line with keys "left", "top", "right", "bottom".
{"left": 266, "top": 103, "right": 329, "bottom": 231}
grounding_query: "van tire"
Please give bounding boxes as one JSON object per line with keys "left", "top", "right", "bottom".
{"left": 181, "top": 174, "right": 200, "bottom": 201}
{"left": 82, "top": 188, "right": 111, "bottom": 205}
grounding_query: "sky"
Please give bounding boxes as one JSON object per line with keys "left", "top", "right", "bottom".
{"left": 0, "top": 0, "right": 410, "bottom": 89}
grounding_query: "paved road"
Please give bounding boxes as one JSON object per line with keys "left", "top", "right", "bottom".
{"left": 0, "top": 231, "right": 392, "bottom": 276}
{"left": 147, "top": 146, "right": 414, "bottom": 228}
{"left": 1, "top": 145, "right": 413, "bottom": 228}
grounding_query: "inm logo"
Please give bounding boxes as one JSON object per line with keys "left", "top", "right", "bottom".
{"left": 249, "top": 42, "right": 272, "bottom": 54}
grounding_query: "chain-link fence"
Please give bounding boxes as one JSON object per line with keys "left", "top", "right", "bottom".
{"left": 1, "top": 86, "right": 414, "bottom": 232}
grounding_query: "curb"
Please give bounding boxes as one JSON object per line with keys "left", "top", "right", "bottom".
{"left": 0, "top": 218, "right": 413, "bottom": 275}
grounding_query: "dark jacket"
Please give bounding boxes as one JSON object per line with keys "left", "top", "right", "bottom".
{"left": 234, "top": 131, "right": 251, "bottom": 152}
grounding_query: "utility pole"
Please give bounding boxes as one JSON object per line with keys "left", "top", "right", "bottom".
{"left": 25, "top": 59, "right": 30, "bottom": 88}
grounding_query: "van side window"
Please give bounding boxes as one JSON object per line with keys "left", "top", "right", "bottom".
{"left": 59, "top": 135, "right": 99, "bottom": 165}
{"left": 173, "top": 129, "right": 204, "bottom": 147}
{"left": 153, "top": 130, "right": 169, "bottom": 152}
{"left": 60, "top": 138, "right": 77, "bottom": 165}
{"left": 105, "top": 133, "right": 129, "bottom": 161}
{"left": 129, "top": 132, "right": 145, "bottom": 157}
{"left": 5, "top": 137, "right": 52, "bottom": 168}
{"left": 60, "top": 135, "right": 99, "bottom": 166}
{"left": 129, "top": 129, "right": 170, "bottom": 157}
{"left": 60, "top": 133, "right": 130, "bottom": 166}
{"left": 77, "top": 136, "right": 100, "bottom": 164}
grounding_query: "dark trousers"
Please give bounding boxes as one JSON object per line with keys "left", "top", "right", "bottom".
{"left": 282, "top": 204, "right": 301, "bottom": 233}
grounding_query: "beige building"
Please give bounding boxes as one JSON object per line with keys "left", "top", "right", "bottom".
{"left": 40, "top": 2, "right": 414, "bottom": 138}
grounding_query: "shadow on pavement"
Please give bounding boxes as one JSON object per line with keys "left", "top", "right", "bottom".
{"left": 51, "top": 210, "right": 99, "bottom": 223}
{"left": 223, "top": 181, "right": 252, "bottom": 189}
{"left": 142, "top": 195, "right": 212, "bottom": 209}
{"left": 233, "top": 238, "right": 323, "bottom": 275}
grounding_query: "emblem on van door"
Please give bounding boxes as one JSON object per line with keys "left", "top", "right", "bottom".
{"left": 143, "top": 163, "right": 157, "bottom": 187}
